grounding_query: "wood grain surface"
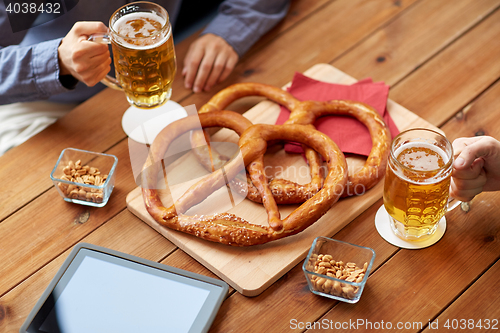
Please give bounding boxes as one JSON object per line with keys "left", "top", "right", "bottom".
{"left": 1, "top": 0, "right": 499, "bottom": 331}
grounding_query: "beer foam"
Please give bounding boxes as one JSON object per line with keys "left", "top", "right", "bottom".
{"left": 394, "top": 142, "right": 449, "bottom": 166}
{"left": 113, "top": 12, "right": 169, "bottom": 49}
{"left": 393, "top": 142, "right": 450, "bottom": 184}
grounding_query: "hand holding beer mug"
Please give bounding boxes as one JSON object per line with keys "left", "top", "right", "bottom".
{"left": 89, "top": 2, "right": 186, "bottom": 144}
{"left": 376, "top": 128, "right": 460, "bottom": 248}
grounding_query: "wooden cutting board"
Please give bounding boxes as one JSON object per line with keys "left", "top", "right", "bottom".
{"left": 126, "top": 64, "right": 440, "bottom": 296}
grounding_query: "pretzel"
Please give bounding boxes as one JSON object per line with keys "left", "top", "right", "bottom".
{"left": 141, "top": 110, "right": 347, "bottom": 246}
{"left": 191, "top": 82, "right": 391, "bottom": 202}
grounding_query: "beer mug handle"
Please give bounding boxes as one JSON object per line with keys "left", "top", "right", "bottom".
{"left": 447, "top": 197, "right": 461, "bottom": 211}
{"left": 87, "top": 34, "right": 123, "bottom": 91}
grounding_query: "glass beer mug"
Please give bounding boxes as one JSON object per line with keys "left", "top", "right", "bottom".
{"left": 89, "top": 1, "right": 176, "bottom": 109}
{"left": 383, "top": 128, "right": 459, "bottom": 241}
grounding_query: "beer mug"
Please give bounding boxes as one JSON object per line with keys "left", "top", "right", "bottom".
{"left": 383, "top": 128, "right": 459, "bottom": 241}
{"left": 89, "top": 1, "right": 176, "bottom": 109}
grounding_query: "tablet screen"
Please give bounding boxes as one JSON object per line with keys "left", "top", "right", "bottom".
{"left": 24, "top": 245, "right": 227, "bottom": 333}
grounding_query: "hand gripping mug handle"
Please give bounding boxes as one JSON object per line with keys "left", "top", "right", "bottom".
{"left": 87, "top": 34, "right": 123, "bottom": 91}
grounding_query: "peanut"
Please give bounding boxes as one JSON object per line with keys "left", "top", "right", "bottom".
{"left": 57, "top": 160, "right": 109, "bottom": 203}
{"left": 323, "top": 279, "right": 333, "bottom": 293}
{"left": 308, "top": 253, "right": 369, "bottom": 300}
{"left": 316, "top": 277, "right": 326, "bottom": 289}
{"left": 333, "top": 281, "right": 342, "bottom": 295}
{"left": 316, "top": 267, "right": 327, "bottom": 275}
{"left": 318, "top": 262, "right": 332, "bottom": 268}
{"left": 63, "top": 166, "right": 72, "bottom": 175}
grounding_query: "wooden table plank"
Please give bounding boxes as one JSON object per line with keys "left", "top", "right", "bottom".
{"left": 422, "top": 260, "right": 500, "bottom": 332}
{"left": 170, "top": 0, "right": 333, "bottom": 99}
{"left": 389, "top": 7, "right": 500, "bottom": 126}
{"left": 179, "top": 0, "right": 419, "bottom": 112}
{"left": 441, "top": 78, "right": 500, "bottom": 141}
{"left": 238, "top": 0, "right": 333, "bottom": 55}
{"left": 333, "top": 0, "right": 500, "bottom": 85}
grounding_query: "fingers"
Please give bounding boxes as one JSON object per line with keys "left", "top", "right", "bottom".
{"left": 193, "top": 49, "right": 217, "bottom": 93}
{"left": 450, "top": 174, "right": 485, "bottom": 202}
{"left": 450, "top": 184, "right": 478, "bottom": 202}
{"left": 204, "top": 52, "right": 238, "bottom": 90}
{"left": 452, "top": 155, "right": 484, "bottom": 180}
{"left": 450, "top": 136, "right": 500, "bottom": 201}
{"left": 450, "top": 158, "right": 486, "bottom": 202}
{"left": 218, "top": 54, "right": 238, "bottom": 82}
{"left": 76, "top": 52, "right": 112, "bottom": 86}
{"left": 182, "top": 44, "right": 204, "bottom": 91}
{"left": 182, "top": 34, "right": 239, "bottom": 93}
{"left": 58, "top": 21, "right": 111, "bottom": 86}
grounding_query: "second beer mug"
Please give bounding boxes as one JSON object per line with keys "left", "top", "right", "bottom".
{"left": 90, "top": 1, "right": 176, "bottom": 109}
{"left": 383, "top": 128, "right": 459, "bottom": 241}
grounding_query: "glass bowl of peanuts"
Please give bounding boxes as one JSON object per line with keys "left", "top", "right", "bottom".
{"left": 50, "top": 148, "right": 118, "bottom": 207}
{"left": 302, "top": 236, "right": 375, "bottom": 303}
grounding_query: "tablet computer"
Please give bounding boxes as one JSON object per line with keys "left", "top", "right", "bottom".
{"left": 20, "top": 243, "right": 228, "bottom": 333}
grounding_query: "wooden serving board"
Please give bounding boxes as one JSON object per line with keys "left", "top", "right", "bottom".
{"left": 126, "top": 64, "right": 440, "bottom": 296}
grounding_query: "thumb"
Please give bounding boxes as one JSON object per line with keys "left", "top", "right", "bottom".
{"left": 453, "top": 138, "right": 491, "bottom": 171}
{"left": 72, "top": 21, "right": 109, "bottom": 39}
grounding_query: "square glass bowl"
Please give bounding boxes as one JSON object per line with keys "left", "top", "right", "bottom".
{"left": 50, "top": 148, "right": 118, "bottom": 207}
{"left": 302, "top": 236, "right": 375, "bottom": 303}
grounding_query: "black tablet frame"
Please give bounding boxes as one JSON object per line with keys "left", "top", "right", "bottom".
{"left": 20, "top": 242, "right": 228, "bottom": 333}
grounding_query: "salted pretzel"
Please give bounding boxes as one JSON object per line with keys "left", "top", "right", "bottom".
{"left": 191, "top": 82, "right": 391, "bottom": 202}
{"left": 142, "top": 111, "right": 347, "bottom": 246}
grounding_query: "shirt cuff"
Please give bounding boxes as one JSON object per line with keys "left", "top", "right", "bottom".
{"left": 201, "top": 14, "right": 260, "bottom": 57}
{"left": 31, "top": 38, "right": 72, "bottom": 98}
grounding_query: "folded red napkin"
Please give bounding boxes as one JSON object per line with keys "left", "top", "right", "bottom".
{"left": 276, "top": 72, "right": 399, "bottom": 156}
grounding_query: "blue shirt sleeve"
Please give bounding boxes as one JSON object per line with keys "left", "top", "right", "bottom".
{"left": 201, "top": 0, "right": 290, "bottom": 57}
{"left": 0, "top": 0, "right": 73, "bottom": 106}
{"left": 0, "top": 26, "right": 69, "bottom": 104}
{"left": 0, "top": 39, "right": 72, "bottom": 105}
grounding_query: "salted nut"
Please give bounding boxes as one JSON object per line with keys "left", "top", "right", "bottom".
{"left": 309, "top": 253, "right": 368, "bottom": 300}
{"left": 58, "top": 160, "right": 108, "bottom": 203}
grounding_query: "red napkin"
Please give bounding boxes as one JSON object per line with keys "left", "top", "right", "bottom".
{"left": 276, "top": 72, "right": 399, "bottom": 156}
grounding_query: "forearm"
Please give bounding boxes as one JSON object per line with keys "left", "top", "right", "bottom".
{"left": 0, "top": 38, "right": 70, "bottom": 105}
{"left": 201, "top": 0, "right": 290, "bottom": 56}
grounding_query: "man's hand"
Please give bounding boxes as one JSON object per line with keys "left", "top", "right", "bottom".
{"left": 182, "top": 33, "right": 239, "bottom": 93}
{"left": 451, "top": 136, "right": 500, "bottom": 202}
{"left": 58, "top": 22, "right": 111, "bottom": 87}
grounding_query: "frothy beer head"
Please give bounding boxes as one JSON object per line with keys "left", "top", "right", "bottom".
{"left": 393, "top": 142, "right": 450, "bottom": 184}
{"left": 112, "top": 12, "right": 168, "bottom": 49}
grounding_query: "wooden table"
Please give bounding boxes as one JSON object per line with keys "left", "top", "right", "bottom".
{"left": 1, "top": 0, "right": 499, "bottom": 331}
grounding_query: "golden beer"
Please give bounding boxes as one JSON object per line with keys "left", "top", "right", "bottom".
{"left": 383, "top": 129, "right": 453, "bottom": 241}
{"left": 110, "top": 4, "right": 176, "bottom": 108}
